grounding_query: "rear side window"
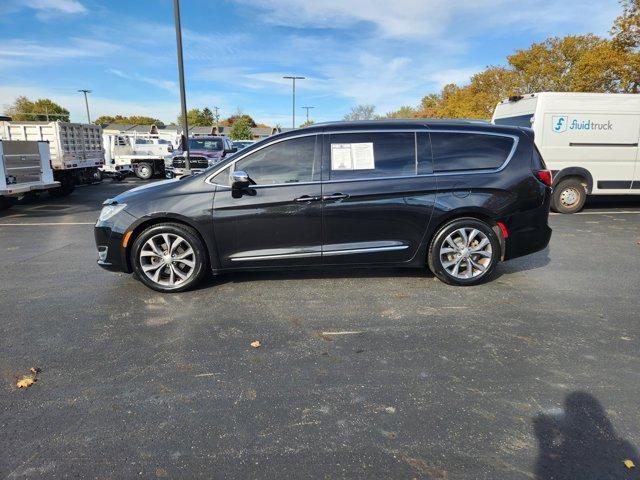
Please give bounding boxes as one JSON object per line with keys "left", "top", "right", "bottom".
{"left": 430, "top": 132, "right": 515, "bottom": 172}
{"left": 327, "top": 132, "right": 415, "bottom": 180}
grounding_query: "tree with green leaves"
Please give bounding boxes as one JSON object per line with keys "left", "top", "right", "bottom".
{"left": 95, "top": 114, "right": 164, "bottom": 126}
{"left": 223, "top": 114, "right": 257, "bottom": 127}
{"left": 229, "top": 117, "right": 253, "bottom": 140}
{"left": 385, "top": 106, "right": 418, "bottom": 119}
{"left": 406, "top": 1, "right": 640, "bottom": 119}
{"left": 343, "top": 104, "right": 378, "bottom": 121}
{"left": 4, "top": 96, "right": 70, "bottom": 122}
{"left": 300, "top": 119, "right": 315, "bottom": 127}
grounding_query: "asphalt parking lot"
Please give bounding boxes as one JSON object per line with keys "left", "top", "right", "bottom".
{"left": 1, "top": 179, "right": 639, "bottom": 479}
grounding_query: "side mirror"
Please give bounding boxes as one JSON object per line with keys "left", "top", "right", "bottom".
{"left": 231, "top": 170, "right": 250, "bottom": 189}
{"left": 226, "top": 147, "right": 238, "bottom": 154}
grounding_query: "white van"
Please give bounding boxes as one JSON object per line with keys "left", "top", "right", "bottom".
{"left": 492, "top": 92, "right": 640, "bottom": 213}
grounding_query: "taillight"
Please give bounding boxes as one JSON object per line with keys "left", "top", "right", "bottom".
{"left": 535, "top": 169, "right": 552, "bottom": 187}
{"left": 497, "top": 221, "right": 509, "bottom": 239}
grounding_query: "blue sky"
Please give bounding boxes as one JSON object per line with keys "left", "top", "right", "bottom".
{"left": 0, "top": 0, "right": 622, "bottom": 126}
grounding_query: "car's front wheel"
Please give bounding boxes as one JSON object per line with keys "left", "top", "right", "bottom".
{"left": 131, "top": 223, "right": 208, "bottom": 292}
{"left": 428, "top": 218, "right": 500, "bottom": 286}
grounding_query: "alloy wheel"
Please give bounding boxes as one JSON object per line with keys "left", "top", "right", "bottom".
{"left": 439, "top": 227, "right": 493, "bottom": 280}
{"left": 139, "top": 233, "right": 195, "bottom": 287}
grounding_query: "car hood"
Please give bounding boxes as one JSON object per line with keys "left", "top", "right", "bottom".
{"left": 108, "top": 178, "right": 182, "bottom": 205}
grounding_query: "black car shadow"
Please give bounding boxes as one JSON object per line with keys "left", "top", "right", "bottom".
{"left": 533, "top": 391, "right": 639, "bottom": 480}
{"left": 193, "top": 247, "right": 551, "bottom": 291}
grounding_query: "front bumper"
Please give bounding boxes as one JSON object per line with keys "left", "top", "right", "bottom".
{"left": 94, "top": 210, "right": 138, "bottom": 273}
{"left": 165, "top": 166, "right": 207, "bottom": 178}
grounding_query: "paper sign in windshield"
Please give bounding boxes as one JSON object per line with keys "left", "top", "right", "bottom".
{"left": 331, "top": 143, "right": 375, "bottom": 170}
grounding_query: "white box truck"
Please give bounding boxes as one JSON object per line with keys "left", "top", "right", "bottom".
{"left": 0, "top": 120, "right": 104, "bottom": 196}
{"left": 492, "top": 92, "right": 640, "bottom": 213}
{"left": 0, "top": 140, "right": 60, "bottom": 210}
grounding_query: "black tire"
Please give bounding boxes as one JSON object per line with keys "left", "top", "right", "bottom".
{"left": 0, "top": 196, "right": 14, "bottom": 211}
{"left": 49, "top": 175, "right": 75, "bottom": 197}
{"left": 551, "top": 178, "right": 587, "bottom": 214}
{"left": 427, "top": 217, "right": 500, "bottom": 286}
{"left": 135, "top": 162, "right": 154, "bottom": 180}
{"left": 131, "top": 223, "right": 208, "bottom": 292}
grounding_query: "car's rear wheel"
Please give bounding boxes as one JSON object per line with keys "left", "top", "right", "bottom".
{"left": 131, "top": 223, "right": 208, "bottom": 292}
{"left": 551, "top": 178, "right": 587, "bottom": 214}
{"left": 135, "top": 162, "right": 153, "bottom": 180}
{"left": 428, "top": 218, "right": 500, "bottom": 286}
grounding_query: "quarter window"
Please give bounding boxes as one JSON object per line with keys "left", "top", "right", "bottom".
{"left": 430, "top": 132, "right": 514, "bottom": 172}
{"left": 327, "top": 132, "right": 416, "bottom": 180}
{"left": 234, "top": 135, "right": 317, "bottom": 185}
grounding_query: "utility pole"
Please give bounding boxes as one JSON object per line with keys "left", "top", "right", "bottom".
{"left": 213, "top": 106, "right": 220, "bottom": 131}
{"left": 78, "top": 89, "right": 91, "bottom": 123}
{"left": 283, "top": 76, "right": 305, "bottom": 129}
{"left": 173, "top": 0, "right": 190, "bottom": 173}
{"left": 301, "top": 106, "right": 314, "bottom": 124}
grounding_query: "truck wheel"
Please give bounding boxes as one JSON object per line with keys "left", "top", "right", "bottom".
{"left": 135, "top": 162, "right": 153, "bottom": 180}
{"left": 551, "top": 178, "right": 587, "bottom": 214}
{"left": 49, "top": 176, "right": 75, "bottom": 198}
{"left": 131, "top": 223, "right": 208, "bottom": 293}
{"left": 0, "top": 196, "right": 14, "bottom": 211}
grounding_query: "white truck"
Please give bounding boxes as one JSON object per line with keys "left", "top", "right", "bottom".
{"left": 0, "top": 140, "right": 60, "bottom": 210}
{"left": 492, "top": 92, "right": 640, "bottom": 213}
{"left": 0, "top": 121, "right": 104, "bottom": 197}
{"left": 102, "top": 133, "right": 172, "bottom": 180}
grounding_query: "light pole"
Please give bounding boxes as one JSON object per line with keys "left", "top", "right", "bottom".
{"left": 283, "top": 76, "right": 305, "bottom": 128}
{"left": 173, "top": 0, "right": 190, "bottom": 173}
{"left": 213, "top": 106, "right": 220, "bottom": 132}
{"left": 301, "top": 106, "right": 314, "bottom": 124}
{"left": 78, "top": 89, "right": 91, "bottom": 123}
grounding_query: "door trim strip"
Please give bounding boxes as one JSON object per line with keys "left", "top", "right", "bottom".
{"left": 229, "top": 244, "right": 409, "bottom": 262}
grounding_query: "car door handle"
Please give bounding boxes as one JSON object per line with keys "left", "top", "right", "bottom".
{"left": 294, "top": 195, "right": 321, "bottom": 203}
{"left": 322, "top": 193, "right": 349, "bottom": 201}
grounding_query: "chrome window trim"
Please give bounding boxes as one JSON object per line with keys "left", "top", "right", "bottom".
{"left": 205, "top": 128, "right": 520, "bottom": 186}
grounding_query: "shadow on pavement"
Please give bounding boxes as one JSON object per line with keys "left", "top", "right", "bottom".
{"left": 533, "top": 391, "right": 639, "bottom": 480}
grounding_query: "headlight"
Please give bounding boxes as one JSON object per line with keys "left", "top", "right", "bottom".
{"left": 98, "top": 203, "right": 127, "bottom": 222}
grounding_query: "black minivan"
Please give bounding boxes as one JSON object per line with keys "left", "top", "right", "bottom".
{"left": 95, "top": 120, "right": 552, "bottom": 292}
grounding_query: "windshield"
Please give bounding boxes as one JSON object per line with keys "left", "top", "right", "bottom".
{"left": 188, "top": 138, "right": 223, "bottom": 151}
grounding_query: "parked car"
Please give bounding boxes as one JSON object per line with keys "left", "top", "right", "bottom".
{"left": 232, "top": 140, "right": 255, "bottom": 151}
{"left": 165, "top": 136, "right": 236, "bottom": 178}
{"left": 492, "top": 92, "right": 640, "bottom": 213}
{"left": 95, "top": 120, "right": 552, "bottom": 292}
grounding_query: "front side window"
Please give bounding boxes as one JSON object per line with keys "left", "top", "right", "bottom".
{"left": 327, "top": 132, "right": 416, "bottom": 180}
{"left": 430, "top": 132, "right": 515, "bottom": 172}
{"left": 234, "top": 135, "right": 316, "bottom": 185}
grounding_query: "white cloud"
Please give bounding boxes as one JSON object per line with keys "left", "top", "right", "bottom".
{"left": 22, "top": 0, "right": 87, "bottom": 19}
{"left": 107, "top": 69, "right": 177, "bottom": 93}
{"left": 0, "top": 38, "right": 116, "bottom": 65}
{"left": 232, "top": 0, "right": 620, "bottom": 38}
